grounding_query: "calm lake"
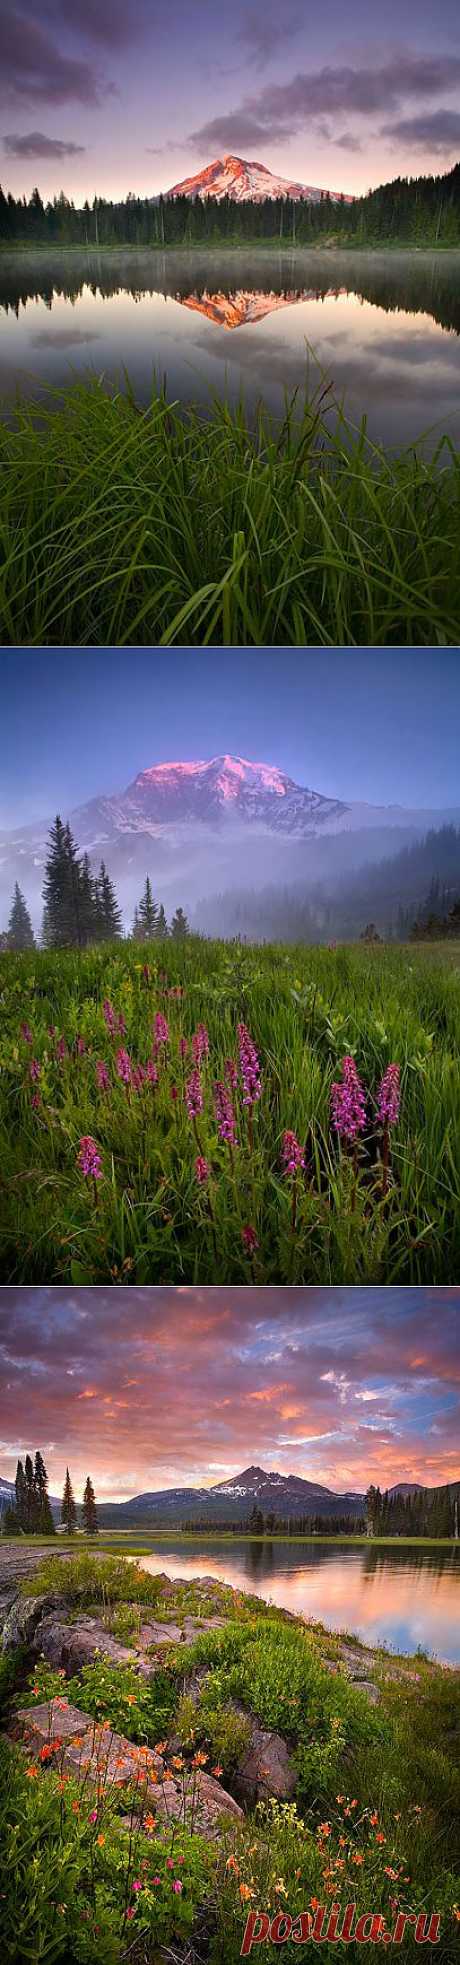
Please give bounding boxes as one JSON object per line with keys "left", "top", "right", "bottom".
{"left": 2, "top": 246, "right": 460, "bottom": 450}
{"left": 127, "top": 1537, "right": 460, "bottom": 1664}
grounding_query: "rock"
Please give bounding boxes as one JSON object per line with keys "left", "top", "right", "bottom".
{"left": 15, "top": 1697, "right": 243, "bottom": 1841}
{"left": 2, "top": 1592, "right": 63, "bottom": 1653}
{"left": 16, "top": 1698, "right": 94, "bottom": 1748}
{"left": 36, "top": 1614, "right": 139, "bottom": 1675}
{"left": 235, "top": 1723, "right": 297, "bottom": 1805}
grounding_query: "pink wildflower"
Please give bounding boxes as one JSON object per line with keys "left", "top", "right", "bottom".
{"left": 116, "top": 1047, "right": 132, "bottom": 1086}
{"left": 192, "top": 1023, "right": 209, "bottom": 1066}
{"left": 214, "top": 1080, "right": 237, "bottom": 1147}
{"left": 224, "top": 1058, "right": 238, "bottom": 1091}
{"left": 77, "top": 1136, "right": 103, "bottom": 1181}
{"left": 146, "top": 1057, "right": 158, "bottom": 1086}
{"left": 29, "top": 1059, "right": 41, "bottom": 1083}
{"left": 331, "top": 1056, "right": 366, "bottom": 1145}
{"left": 173, "top": 1881, "right": 183, "bottom": 1895}
{"left": 88, "top": 1810, "right": 98, "bottom": 1824}
{"left": 377, "top": 1063, "right": 400, "bottom": 1128}
{"left": 76, "top": 1036, "right": 86, "bottom": 1056}
{"left": 281, "top": 1130, "right": 305, "bottom": 1177}
{"left": 170, "top": 1082, "right": 178, "bottom": 1102}
{"left": 56, "top": 1036, "right": 67, "bottom": 1063}
{"left": 132, "top": 1065, "right": 146, "bottom": 1093}
{"left": 132, "top": 1881, "right": 142, "bottom": 1894}
{"left": 237, "top": 1023, "right": 261, "bottom": 1107}
{"left": 20, "top": 1022, "right": 33, "bottom": 1044}
{"left": 242, "top": 1225, "right": 258, "bottom": 1255}
{"left": 96, "top": 1060, "right": 110, "bottom": 1093}
{"left": 185, "top": 1068, "right": 203, "bottom": 1119}
{"left": 31, "top": 1092, "right": 41, "bottom": 1110}
{"left": 102, "top": 999, "right": 115, "bottom": 1035}
{"left": 116, "top": 1012, "right": 127, "bottom": 1037}
{"left": 195, "top": 1155, "right": 209, "bottom": 1185}
{"left": 179, "top": 1036, "right": 189, "bottom": 1060}
{"left": 154, "top": 1012, "right": 169, "bottom": 1046}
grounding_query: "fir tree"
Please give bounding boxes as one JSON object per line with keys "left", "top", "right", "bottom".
{"left": 15, "top": 1458, "right": 27, "bottom": 1531}
{"left": 8, "top": 883, "right": 35, "bottom": 950}
{"left": 78, "top": 853, "right": 98, "bottom": 946}
{"left": 170, "top": 906, "right": 189, "bottom": 939}
{"left": 82, "top": 1475, "right": 98, "bottom": 1535}
{"left": 34, "top": 1451, "right": 55, "bottom": 1534}
{"left": 96, "top": 861, "right": 123, "bottom": 941}
{"left": 2, "top": 1503, "right": 19, "bottom": 1535}
{"left": 42, "top": 817, "right": 82, "bottom": 948}
{"left": 155, "top": 903, "right": 168, "bottom": 938}
{"left": 137, "top": 876, "right": 158, "bottom": 941}
{"left": 61, "top": 1467, "right": 77, "bottom": 1535}
{"left": 24, "top": 1453, "right": 37, "bottom": 1532}
{"left": 132, "top": 904, "right": 142, "bottom": 940}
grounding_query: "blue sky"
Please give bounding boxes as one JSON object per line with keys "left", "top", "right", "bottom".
{"left": 1, "top": 649, "right": 459, "bottom": 830}
{"left": 3, "top": 1, "right": 460, "bottom": 204}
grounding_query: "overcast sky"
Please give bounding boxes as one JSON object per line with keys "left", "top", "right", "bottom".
{"left": 1, "top": 649, "right": 459, "bottom": 831}
{"left": 2, "top": 2, "right": 460, "bottom": 203}
{"left": 0, "top": 1286, "right": 458, "bottom": 1501}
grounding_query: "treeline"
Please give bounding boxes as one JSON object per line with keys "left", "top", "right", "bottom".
{"left": 180, "top": 1508, "right": 366, "bottom": 1535}
{"left": 2, "top": 822, "right": 189, "bottom": 949}
{"left": 1, "top": 156, "right": 460, "bottom": 251}
{"left": 197, "top": 827, "right": 460, "bottom": 945}
{"left": 366, "top": 1483, "right": 459, "bottom": 1539}
{"left": 1, "top": 1452, "right": 98, "bottom": 1537}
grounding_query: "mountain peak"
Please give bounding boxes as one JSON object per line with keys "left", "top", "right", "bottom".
{"left": 163, "top": 154, "right": 354, "bottom": 207}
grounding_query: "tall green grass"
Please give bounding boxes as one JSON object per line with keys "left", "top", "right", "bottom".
{"left": 1, "top": 377, "right": 460, "bottom": 643}
{"left": 1, "top": 937, "right": 459, "bottom": 1283}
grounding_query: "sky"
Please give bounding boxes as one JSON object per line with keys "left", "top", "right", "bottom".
{"left": 1, "top": 649, "right": 460, "bottom": 833}
{"left": 2, "top": 2, "right": 460, "bottom": 204}
{"left": 0, "top": 1287, "right": 458, "bottom": 1502}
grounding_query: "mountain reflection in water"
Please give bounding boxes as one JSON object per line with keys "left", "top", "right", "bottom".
{"left": 128, "top": 1537, "right": 460, "bottom": 1663}
{"left": 3, "top": 249, "right": 460, "bottom": 448}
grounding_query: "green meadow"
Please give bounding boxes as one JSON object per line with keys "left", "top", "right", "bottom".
{"left": 1, "top": 936, "right": 459, "bottom": 1284}
{"left": 1, "top": 378, "right": 460, "bottom": 645}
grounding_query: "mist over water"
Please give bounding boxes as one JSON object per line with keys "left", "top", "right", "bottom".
{"left": 3, "top": 249, "right": 460, "bottom": 448}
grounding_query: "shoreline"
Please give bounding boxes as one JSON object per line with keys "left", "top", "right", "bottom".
{"left": 2, "top": 241, "right": 460, "bottom": 263}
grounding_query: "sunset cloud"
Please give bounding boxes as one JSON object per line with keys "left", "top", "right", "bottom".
{"left": 0, "top": 1288, "right": 458, "bottom": 1503}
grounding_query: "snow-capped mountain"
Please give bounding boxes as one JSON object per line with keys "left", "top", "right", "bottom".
{"left": 180, "top": 286, "right": 320, "bottom": 331}
{"left": 96, "top": 1465, "right": 366, "bottom": 1527}
{"left": 164, "top": 154, "right": 354, "bottom": 207}
{"left": 1, "top": 755, "right": 458, "bottom": 929}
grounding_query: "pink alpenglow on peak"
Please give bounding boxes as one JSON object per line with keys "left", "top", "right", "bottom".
{"left": 77, "top": 1136, "right": 103, "bottom": 1181}
{"left": 377, "top": 1064, "right": 401, "bottom": 1128}
{"left": 186, "top": 1068, "right": 203, "bottom": 1119}
{"left": 237, "top": 1022, "right": 262, "bottom": 1107}
{"left": 164, "top": 155, "right": 354, "bottom": 208}
{"left": 331, "top": 1056, "right": 367, "bottom": 1144}
{"left": 282, "top": 1130, "right": 305, "bottom": 1177}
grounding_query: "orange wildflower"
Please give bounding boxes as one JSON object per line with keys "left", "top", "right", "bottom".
{"left": 375, "top": 1833, "right": 386, "bottom": 1845}
{"left": 96, "top": 1835, "right": 106, "bottom": 1847}
{"left": 239, "top": 1884, "right": 254, "bottom": 1903}
{"left": 26, "top": 1765, "right": 39, "bottom": 1780}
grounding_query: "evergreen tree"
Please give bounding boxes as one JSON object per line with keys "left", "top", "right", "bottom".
{"left": 61, "top": 1467, "right": 77, "bottom": 1535}
{"left": 82, "top": 1475, "right": 98, "bottom": 1535}
{"left": 7, "top": 883, "right": 35, "bottom": 950}
{"left": 137, "top": 876, "right": 158, "bottom": 941}
{"left": 170, "top": 906, "right": 189, "bottom": 939}
{"left": 132, "top": 904, "right": 142, "bottom": 940}
{"left": 24, "top": 1453, "right": 37, "bottom": 1532}
{"left": 34, "top": 1451, "right": 55, "bottom": 1535}
{"left": 2, "top": 1503, "right": 19, "bottom": 1535}
{"left": 42, "top": 817, "right": 82, "bottom": 948}
{"left": 15, "top": 1458, "right": 27, "bottom": 1531}
{"left": 96, "top": 861, "right": 123, "bottom": 941}
{"left": 155, "top": 903, "right": 168, "bottom": 938}
{"left": 78, "top": 853, "right": 98, "bottom": 946}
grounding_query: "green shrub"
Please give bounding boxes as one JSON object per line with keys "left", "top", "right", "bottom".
{"left": 65, "top": 1656, "right": 177, "bottom": 1745}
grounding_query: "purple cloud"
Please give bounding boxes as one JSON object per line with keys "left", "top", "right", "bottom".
{"left": 4, "top": 130, "right": 86, "bottom": 158}
{"left": 381, "top": 109, "right": 460, "bottom": 156}
{"left": 189, "top": 52, "right": 460, "bottom": 154}
{"left": 0, "top": 9, "right": 105, "bottom": 107}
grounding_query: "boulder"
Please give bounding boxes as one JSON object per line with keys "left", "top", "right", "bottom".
{"left": 16, "top": 1697, "right": 243, "bottom": 1841}
{"left": 2, "top": 1592, "right": 63, "bottom": 1654}
{"left": 36, "top": 1614, "right": 139, "bottom": 1675}
{"left": 235, "top": 1723, "right": 297, "bottom": 1805}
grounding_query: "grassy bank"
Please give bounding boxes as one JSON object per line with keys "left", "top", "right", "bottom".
{"left": 1, "top": 377, "right": 460, "bottom": 644}
{"left": 0, "top": 1554, "right": 459, "bottom": 1962}
{"left": 1, "top": 938, "right": 460, "bottom": 1284}
{"left": 3, "top": 1532, "right": 458, "bottom": 1549}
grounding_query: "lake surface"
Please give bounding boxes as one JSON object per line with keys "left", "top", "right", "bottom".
{"left": 2, "top": 247, "right": 460, "bottom": 450}
{"left": 128, "top": 1537, "right": 460, "bottom": 1664}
